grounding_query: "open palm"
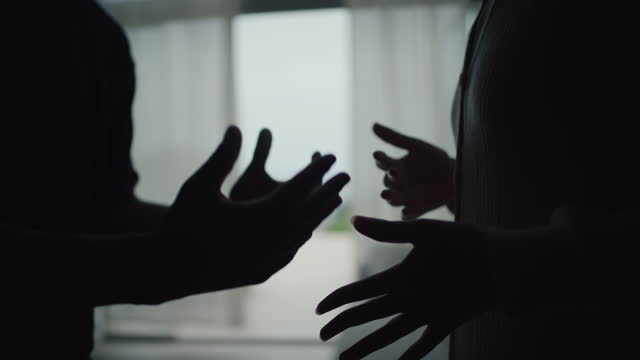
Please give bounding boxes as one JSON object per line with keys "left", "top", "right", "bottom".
{"left": 154, "top": 126, "right": 349, "bottom": 303}
{"left": 373, "top": 124, "right": 455, "bottom": 219}
{"left": 317, "top": 216, "right": 495, "bottom": 360}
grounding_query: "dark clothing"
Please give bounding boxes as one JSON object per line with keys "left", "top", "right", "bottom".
{"left": 3, "top": 1, "right": 138, "bottom": 358}
{"left": 452, "top": 1, "right": 638, "bottom": 359}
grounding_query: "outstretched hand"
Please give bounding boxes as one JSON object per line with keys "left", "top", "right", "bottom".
{"left": 230, "top": 128, "right": 321, "bottom": 202}
{"left": 317, "top": 217, "right": 495, "bottom": 360}
{"left": 373, "top": 124, "right": 455, "bottom": 219}
{"left": 156, "top": 126, "right": 349, "bottom": 302}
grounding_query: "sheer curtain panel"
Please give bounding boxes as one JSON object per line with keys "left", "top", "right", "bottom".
{"left": 97, "top": 0, "right": 244, "bottom": 340}
{"left": 346, "top": 0, "right": 473, "bottom": 358}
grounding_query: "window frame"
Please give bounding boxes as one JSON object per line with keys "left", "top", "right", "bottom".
{"left": 240, "top": 0, "right": 482, "bottom": 14}
{"left": 241, "top": 0, "right": 344, "bottom": 14}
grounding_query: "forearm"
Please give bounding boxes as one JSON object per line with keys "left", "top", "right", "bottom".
{"left": 484, "top": 207, "right": 636, "bottom": 315}
{"left": 107, "top": 198, "right": 169, "bottom": 233}
{"left": 1, "top": 223, "right": 172, "bottom": 308}
{"left": 486, "top": 222, "right": 591, "bottom": 315}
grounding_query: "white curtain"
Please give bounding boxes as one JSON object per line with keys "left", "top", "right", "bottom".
{"left": 97, "top": 0, "right": 246, "bottom": 340}
{"left": 347, "top": 0, "right": 474, "bottom": 359}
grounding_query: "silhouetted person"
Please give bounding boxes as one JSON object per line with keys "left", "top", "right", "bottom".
{"left": 317, "top": 1, "right": 638, "bottom": 359}
{"left": 2, "top": 1, "right": 348, "bottom": 359}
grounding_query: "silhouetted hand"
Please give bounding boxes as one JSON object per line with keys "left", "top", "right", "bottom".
{"left": 317, "top": 216, "right": 495, "bottom": 360}
{"left": 373, "top": 123, "right": 455, "bottom": 220}
{"left": 230, "top": 128, "right": 321, "bottom": 202}
{"left": 156, "top": 126, "right": 349, "bottom": 301}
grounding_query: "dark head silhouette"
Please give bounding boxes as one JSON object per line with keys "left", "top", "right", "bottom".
{"left": 3, "top": 1, "right": 348, "bottom": 359}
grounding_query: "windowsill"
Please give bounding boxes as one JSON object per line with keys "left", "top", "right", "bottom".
{"left": 93, "top": 340, "right": 336, "bottom": 360}
{"left": 101, "top": 321, "right": 328, "bottom": 344}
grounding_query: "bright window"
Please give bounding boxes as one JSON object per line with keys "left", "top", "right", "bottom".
{"left": 101, "top": 8, "right": 356, "bottom": 344}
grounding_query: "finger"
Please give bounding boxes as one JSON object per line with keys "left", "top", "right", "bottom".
{"left": 339, "top": 314, "right": 421, "bottom": 360}
{"left": 398, "top": 324, "right": 450, "bottom": 360}
{"left": 276, "top": 154, "right": 336, "bottom": 206}
{"left": 373, "top": 123, "right": 419, "bottom": 150}
{"left": 299, "top": 173, "right": 350, "bottom": 232}
{"left": 320, "top": 295, "right": 397, "bottom": 341}
{"left": 373, "top": 151, "right": 394, "bottom": 171}
{"left": 269, "top": 174, "right": 348, "bottom": 258}
{"left": 311, "top": 152, "right": 323, "bottom": 186}
{"left": 351, "top": 216, "right": 468, "bottom": 244}
{"left": 316, "top": 266, "right": 398, "bottom": 315}
{"left": 307, "top": 173, "right": 350, "bottom": 208}
{"left": 381, "top": 190, "right": 406, "bottom": 207}
{"left": 192, "top": 126, "right": 242, "bottom": 188}
{"left": 306, "top": 196, "right": 343, "bottom": 231}
{"left": 250, "top": 128, "right": 272, "bottom": 169}
{"left": 401, "top": 206, "right": 425, "bottom": 221}
{"left": 383, "top": 172, "right": 401, "bottom": 190}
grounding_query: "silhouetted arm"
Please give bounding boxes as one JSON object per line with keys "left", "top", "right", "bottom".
{"left": 107, "top": 199, "right": 168, "bottom": 233}
{"left": 316, "top": 209, "right": 638, "bottom": 359}
{"left": 488, "top": 207, "right": 638, "bottom": 315}
{"left": 1, "top": 223, "right": 159, "bottom": 308}
{"left": 4, "top": 127, "right": 350, "bottom": 310}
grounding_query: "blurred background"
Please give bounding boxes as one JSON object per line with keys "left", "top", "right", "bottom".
{"left": 94, "top": 0, "right": 479, "bottom": 359}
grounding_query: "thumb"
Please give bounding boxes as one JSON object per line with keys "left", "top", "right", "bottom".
{"left": 351, "top": 216, "right": 413, "bottom": 243}
{"left": 352, "top": 216, "right": 468, "bottom": 244}
{"left": 193, "top": 126, "right": 242, "bottom": 189}
{"left": 373, "top": 123, "right": 419, "bottom": 150}
{"left": 250, "top": 128, "right": 272, "bottom": 169}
